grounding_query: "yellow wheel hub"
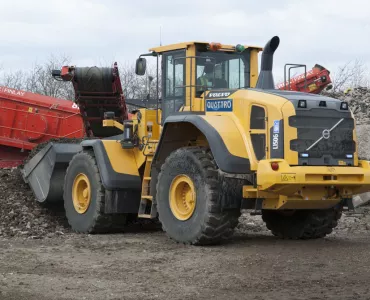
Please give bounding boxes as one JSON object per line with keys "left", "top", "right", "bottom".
{"left": 72, "top": 173, "right": 91, "bottom": 214}
{"left": 169, "top": 175, "right": 197, "bottom": 221}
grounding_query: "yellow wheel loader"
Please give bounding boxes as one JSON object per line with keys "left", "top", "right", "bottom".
{"left": 22, "top": 36, "right": 370, "bottom": 244}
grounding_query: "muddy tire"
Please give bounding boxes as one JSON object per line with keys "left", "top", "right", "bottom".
{"left": 262, "top": 206, "right": 342, "bottom": 239}
{"left": 156, "top": 147, "right": 240, "bottom": 245}
{"left": 63, "top": 150, "right": 126, "bottom": 233}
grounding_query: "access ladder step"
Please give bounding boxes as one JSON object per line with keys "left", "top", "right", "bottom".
{"left": 138, "top": 201, "right": 157, "bottom": 219}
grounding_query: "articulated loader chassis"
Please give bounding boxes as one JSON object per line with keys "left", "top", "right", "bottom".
{"left": 23, "top": 36, "right": 370, "bottom": 244}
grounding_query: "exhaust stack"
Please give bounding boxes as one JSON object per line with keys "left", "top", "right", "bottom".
{"left": 256, "top": 36, "right": 280, "bottom": 90}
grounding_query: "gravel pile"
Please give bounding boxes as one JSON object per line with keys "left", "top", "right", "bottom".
{"left": 0, "top": 168, "right": 69, "bottom": 239}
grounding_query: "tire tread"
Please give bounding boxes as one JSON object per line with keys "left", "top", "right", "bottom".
{"left": 157, "top": 146, "right": 241, "bottom": 245}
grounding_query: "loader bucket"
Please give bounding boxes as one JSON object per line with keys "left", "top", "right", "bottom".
{"left": 21, "top": 143, "right": 82, "bottom": 203}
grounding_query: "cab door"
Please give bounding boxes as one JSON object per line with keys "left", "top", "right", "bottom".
{"left": 161, "top": 50, "right": 186, "bottom": 122}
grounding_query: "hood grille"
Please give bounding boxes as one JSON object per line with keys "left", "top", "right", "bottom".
{"left": 289, "top": 108, "right": 355, "bottom": 165}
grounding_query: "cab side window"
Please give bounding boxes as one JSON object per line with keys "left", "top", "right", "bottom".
{"left": 165, "top": 53, "right": 185, "bottom": 98}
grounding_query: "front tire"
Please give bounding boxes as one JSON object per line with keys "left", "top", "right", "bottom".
{"left": 63, "top": 150, "right": 126, "bottom": 233}
{"left": 262, "top": 206, "right": 342, "bottom": 239}
{"left": 156, "top": 147, "right": 240, "bottom": 245}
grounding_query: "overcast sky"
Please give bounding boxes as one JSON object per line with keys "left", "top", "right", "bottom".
{"left": 1, "top": 0, "right": 369, "bottom": 83}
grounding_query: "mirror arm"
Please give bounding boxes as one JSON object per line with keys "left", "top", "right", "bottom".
{"left": 139, "top": 52, "right": 158, "bottom": 58}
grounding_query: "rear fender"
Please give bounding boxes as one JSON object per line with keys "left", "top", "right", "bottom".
{"left": 153, "top": 115, "right": 250, "bottom": 174}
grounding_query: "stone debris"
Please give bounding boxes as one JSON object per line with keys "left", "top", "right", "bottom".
{"left": 323, "top": 87, "right": 370, "bottom": 125}
{"left": 0, "top": 168, "right": 69, "bottom": 238}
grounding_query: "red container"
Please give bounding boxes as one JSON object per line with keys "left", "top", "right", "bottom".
{"left": 0, "top": 86, "right": 84, "bottom": 167}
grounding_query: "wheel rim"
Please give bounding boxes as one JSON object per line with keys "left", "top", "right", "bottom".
{"left": 169, "top": 175, "right": 197, "bottom": 221}
{"left": 72, "top": 173, "right": 91, "bottom": 214}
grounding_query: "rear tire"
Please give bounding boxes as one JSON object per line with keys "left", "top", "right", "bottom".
{"left": 63, "top": 150, "right": 126, "bottom": 233}
{"left": 262, "top": 206, "right": 342, "bottom": 239}
{"left": 156, "top": 147, "right": 240, "bottom": 245}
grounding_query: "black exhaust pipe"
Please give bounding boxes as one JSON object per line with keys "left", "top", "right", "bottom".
{"left": 256, "top": 36, "right": 280, "bottom": 90}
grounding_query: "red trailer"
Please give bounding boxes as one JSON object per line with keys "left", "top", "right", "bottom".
{"left": 0, "top": 87, "right": 84, "bottom": 167}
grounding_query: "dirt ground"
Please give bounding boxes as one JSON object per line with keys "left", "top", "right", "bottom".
{"left": 1, "top": 213, "right": 370, "bottom": 300}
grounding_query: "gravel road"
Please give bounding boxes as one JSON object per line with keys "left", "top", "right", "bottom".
{"left": 1, "top": 213, "right": 370, "bottom": 300}
{"left": 2, "top": 167, "right": 370, "bottom": 300}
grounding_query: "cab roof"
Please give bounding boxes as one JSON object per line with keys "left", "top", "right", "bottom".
{"left": 149, "top": 41, "right": 263, "bottom": 53}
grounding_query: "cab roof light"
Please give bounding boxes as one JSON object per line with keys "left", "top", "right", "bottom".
{"left": 235, "top": 44, "right": 245, "bottom": 53}
{"left": 340, "top": 102, "right": 349, "bottom": 110}
{"left": 209, "top": 42, "right": 222, "bottom": 51}
{"left": 298, "top": 100, "right": 307, "bottom": 108}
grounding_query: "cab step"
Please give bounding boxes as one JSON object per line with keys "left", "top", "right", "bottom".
{"left": 137, "top": 155, "right": 157, "bottom": 219}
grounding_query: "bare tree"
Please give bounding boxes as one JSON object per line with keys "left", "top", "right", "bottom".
{"left": 1, "top": 70, "right": 28, "bottom": 91}
{"left": 118, "top": 62, "right": 161, "bottom": 105}
{"left": 0, "top": 57, "right": 162, "bottom": 108}
{"left": 0, "top": 54, "right": 74, "bottom": 100}
{"left": 25, "top": 55, "right": 74, "bottom": 100}
{"left": 331, "top": 60, "right": 370, "bottom": 92}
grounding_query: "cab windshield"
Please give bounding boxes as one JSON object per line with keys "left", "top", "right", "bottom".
{"left": 196, "top": 49, "right": 251, "bottom": 96}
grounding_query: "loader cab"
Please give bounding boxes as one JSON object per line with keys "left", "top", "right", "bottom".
{"left": 135, "top": 42, "right": 262, "bottom": 122}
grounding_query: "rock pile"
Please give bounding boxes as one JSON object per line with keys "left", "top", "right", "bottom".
{"left": 323, "top": 87, "right": 370, "bottom": 124}
{"left": 0, "top": 168, "right": 68, "bottom": 238}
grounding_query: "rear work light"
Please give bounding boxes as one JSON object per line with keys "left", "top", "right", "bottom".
{"left": 340, "top": 102, "right": 349, "bottom": 110}
{"left": 298, "top": 100, "right": 307, "bottom": 108}
{"left": 319, "top": 101, "right": 326, "bottom": 107}
{"left": 271, "top": 162, "right": 279, "bottom": 171}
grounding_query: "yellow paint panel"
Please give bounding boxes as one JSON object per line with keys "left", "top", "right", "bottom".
{"left": 102, "top": 140, "right": 139, "bottom": 176}
{"left": 249, "top": 49, "right": 259, "bottom": 87}
{"left": 185, "top": 44, "right": 196, "bottom": 108}
{"left": 281, "top": 173, "right": 296, "bottom": 182}
{"left": 132, "top": 109, "right": 161, "bottom": 169}
{"left": 255, "top": 159, "right": 370, "bottom": 197}
{"left": 281, "top": 101, "right": 298, "bottom": 165}
{"left": 200, "top": 115, "right": 248, "bottom": 159}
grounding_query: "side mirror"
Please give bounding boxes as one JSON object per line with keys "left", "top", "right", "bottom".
{"left": 135, "top": 58, "right": 147, "bottom": 76}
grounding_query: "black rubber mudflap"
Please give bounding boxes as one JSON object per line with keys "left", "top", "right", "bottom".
{"left": 21, "top": 143, "right": 82, "bottom": 204}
